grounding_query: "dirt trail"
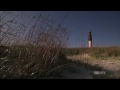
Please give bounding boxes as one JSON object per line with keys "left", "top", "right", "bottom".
{"left": 54, "top": 54, "right": 120, "bottom": 79}
{"left": 58, "top": 63, "right": 94, "bottom": 79}
{"left": 67, "top": 54, "right": 120, "bottom": 72}
{"left": 66, "top": 54, "right": 120, "bottom": 78}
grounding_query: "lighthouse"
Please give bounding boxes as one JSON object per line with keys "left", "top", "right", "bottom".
{"left": 88, "top": 31, "right": 92, "bottom": 48}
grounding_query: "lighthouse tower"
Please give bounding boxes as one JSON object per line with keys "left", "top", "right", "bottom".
{"left": 88, "top": 31, "right": 92, "bottom": 48}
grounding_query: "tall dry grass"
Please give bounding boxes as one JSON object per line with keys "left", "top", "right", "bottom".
{"left": 0, "top": 11, "right": 69, "bottom": 78}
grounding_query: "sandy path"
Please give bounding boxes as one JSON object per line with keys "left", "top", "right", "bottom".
{"left": 52, "top": 54, "right": 120, "bottom": 79}
{"left": 67, "top": 54, "right": 120, "bottom": 72}
{"left": 67, "top": 54, "right": 120, "bottom": 77}
{"left": 57, "top": 63, "right": 94, "bottom": 79}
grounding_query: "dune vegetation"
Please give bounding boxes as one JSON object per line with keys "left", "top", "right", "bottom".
{"left": 0, "top": 11, "right": 70, "bottom": 79}
{"left": 0, "top": 11, "right": 120, "bottom": 79}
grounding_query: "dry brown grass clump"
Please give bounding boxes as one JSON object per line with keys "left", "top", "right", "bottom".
{"left": 0, "top": 11, "right": 69, "bottom": 78}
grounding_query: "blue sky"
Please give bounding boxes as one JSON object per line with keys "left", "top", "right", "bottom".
{"left": 1, "top": 11, "right": 120, "bottom": 47}
{"left": 46, "top": 11, "right": 120, "bottom": 47}
{"left": 61, "top": 11, "right": 120, "bottom": 47}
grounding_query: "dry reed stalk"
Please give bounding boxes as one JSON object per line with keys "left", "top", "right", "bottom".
{"left": 0, "top": 11, "right": 69, "bottom": 78}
